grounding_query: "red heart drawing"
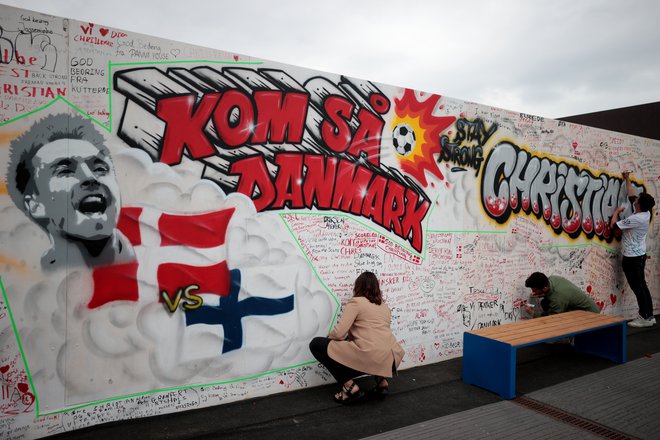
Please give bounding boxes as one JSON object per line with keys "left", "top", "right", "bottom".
{"left": 17, "top": 383, "right": 29, "bottom": 393}
{"left": 279, "top": 380, "right": 284, "bottom": 385}
{"left": 610, "top": 294, "right": 617, "bottom": 305}
{"left": 596, "top": 301, "right": 605, "bottom": 312}
{"left": 99, "top": 28, "right": 109, "bottom": 36}
{"left": 233, "top": 55, "right": 239, "bottom": 61}
{"left": 586, "top": 285, "right": 592, "bottom": 293}
{"left": 0, "top": 365, "right": 9, "bottom": 374}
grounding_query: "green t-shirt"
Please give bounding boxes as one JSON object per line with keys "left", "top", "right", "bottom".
{"left": 546, "top": 275, "right": 600, "bottom": 314}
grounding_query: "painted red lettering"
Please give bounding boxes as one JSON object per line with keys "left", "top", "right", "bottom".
{"left": 361, "top": 174, "right": 387, "bottom": 224}
{"left": 401, "top": 188, "right": 430, "bottom": 252}
{"left": 156, "top": 93, "right": 220, "bottom": 165}
{"left": 252, "top": 91, "right": 308, "bottom": 144}
{"left": 321, "top": 96, "right": 354, "bottom": 153}
{"left": 272, "top": 154, "right": 305, "bottom": 209}
{"left": 331, "top": 160, "right": 373, "bottom": 214}
{"left": 230, "top": 155, "right": 275, "bottom": 211}
{"left": 383, "top": 180, "right": 406, "bottom": 237}
{"left": 302, "top": 154, "right": 337, "bottom": 209}
{"left": 347, "top": 108, "right": 383, "bottom": 166}
{"left": 213, "top": 90, "right": 254, "bottom": 147}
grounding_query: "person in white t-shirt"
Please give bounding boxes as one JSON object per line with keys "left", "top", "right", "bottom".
{"left": 610, "top": 171, "right": 656, "bottom": 328}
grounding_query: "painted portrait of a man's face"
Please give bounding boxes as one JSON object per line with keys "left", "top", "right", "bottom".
{"left": 27, "top": 138, "right": 121, "bottom": 241}
{"left": 6, "top": 113, "right": 133, "bottom": 270}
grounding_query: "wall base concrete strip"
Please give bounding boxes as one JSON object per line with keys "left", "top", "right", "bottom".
{"left": 528, "top": 355, "right": 660, "bottom": 440}
{"left": 360, "top": 401, "right": 602, "bottom": 440}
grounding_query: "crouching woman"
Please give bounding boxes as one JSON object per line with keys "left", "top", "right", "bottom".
{"left": 309, "top": 271, "right": 405, "bottom": 404}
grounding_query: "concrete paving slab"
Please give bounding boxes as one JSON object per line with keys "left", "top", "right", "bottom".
{"left": 362, "top": 327, "right": 660, "bottom": 440}
{"left": 360, "top": 401, "right": 603, "bottom": 440}
{"left": 528, "top": 355, "right": 660, "bottom": 440}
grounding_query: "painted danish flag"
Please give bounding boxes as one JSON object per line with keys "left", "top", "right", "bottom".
{"left": 88, "top": 205, "right": 295, "bottom": 354}
{"left": 88, "top": 207, "right": 234, "bottom": 309}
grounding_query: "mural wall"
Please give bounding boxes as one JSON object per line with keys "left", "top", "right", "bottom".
{"left": 0, "top": 4, "right": 658, "bottom": 438}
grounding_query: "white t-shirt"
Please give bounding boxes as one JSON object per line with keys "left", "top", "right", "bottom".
{"left": 617, "top": 211, "right": 651, "bottom": 257}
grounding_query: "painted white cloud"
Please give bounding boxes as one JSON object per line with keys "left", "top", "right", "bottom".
{"left": 0, "top": 105, "right": 334, "bottom": 412}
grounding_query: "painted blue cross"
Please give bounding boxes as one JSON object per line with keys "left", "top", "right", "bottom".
{"left": 185, "top": 269, "right": 295, "bottom": 353}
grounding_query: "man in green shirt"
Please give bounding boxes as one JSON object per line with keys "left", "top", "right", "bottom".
{"left": 524, "top": 272, "right": 600, "bottom": 316}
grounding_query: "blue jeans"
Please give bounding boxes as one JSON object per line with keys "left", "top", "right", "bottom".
{"left": 622, "top": 255, "right": 654, "bottom": 319}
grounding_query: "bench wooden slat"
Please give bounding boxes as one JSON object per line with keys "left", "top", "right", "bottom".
{"left": 468, "top": 313, "right": 615, "bottom": 339}
{"left": 503, "top": 320, "right": 620, "bottom": 345}
{"left": 487, "top": 315, "right": 624, "bottom": 342}
{"left": 469, "top": 311, "right": 622, "bottom": 335}
{"left": 466, "top": 311, "right": 626, "bottom": 346}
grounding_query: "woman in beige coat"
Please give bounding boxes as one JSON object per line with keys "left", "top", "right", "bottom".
{"left": 309, "top": 271, "right": 405, "bottom": 404}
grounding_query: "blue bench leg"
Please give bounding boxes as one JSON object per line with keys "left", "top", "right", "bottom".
{"left": 463, "top": 333, "right": 516, "bottom": 399}
{"left": 574, "top": 323, "right": 627, "bottom": 364}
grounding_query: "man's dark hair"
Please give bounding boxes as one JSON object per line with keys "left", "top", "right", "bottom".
{"left": 6, "top": 113, "right": 109, "bottom": 213}
{"left": 525, "top": 272, "right": 549, "bottom": 290}
{"left": 353, "top": 271, "right": 383, "bottom": 305}
{"left": 638, "top": 193, "right": 656, "bottom": 213}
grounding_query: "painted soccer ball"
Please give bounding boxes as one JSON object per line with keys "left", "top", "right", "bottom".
{"left": 392, "top": 123, "right": 416, "bottom": 156}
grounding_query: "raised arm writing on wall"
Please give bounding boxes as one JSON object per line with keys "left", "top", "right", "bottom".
{"left": 610, "top": 171, "right": 656, "bottom": 328}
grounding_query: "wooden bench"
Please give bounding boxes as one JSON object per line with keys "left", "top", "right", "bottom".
{"left": 462, "top": 310, "right": 627, "bottom": 399}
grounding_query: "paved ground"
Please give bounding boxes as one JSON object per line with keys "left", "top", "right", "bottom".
{"left": 363, "top": 401, "right": 606, "bottom": 440}
{"left": 51, "top": 319, "right": 660, "bottom": 440}
{"left": 365, "top": 355, "right": 660, "bottom": 439}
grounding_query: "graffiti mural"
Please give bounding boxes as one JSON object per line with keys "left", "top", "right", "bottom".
{"left": 438, "top": 117, "right": 495, "bottom": 175}
{"left": 481, "top": 140, "right": 644, "bottom": 239}
{"left": 113, "top": 66, "right": 434, "bottom": 252}
{"left": 0, "top": 4, "right": 658, "bottom": 439}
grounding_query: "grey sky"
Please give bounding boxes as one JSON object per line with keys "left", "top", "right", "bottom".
{"left": 4, "top": 0, "right": 660, "bottom": 118}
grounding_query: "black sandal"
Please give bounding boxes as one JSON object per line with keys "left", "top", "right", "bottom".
{"left": 372, "top": 376, "right": 389, "bottom": 398}
{"left": 333, "top": 381, "right": 365, "bottom": 405}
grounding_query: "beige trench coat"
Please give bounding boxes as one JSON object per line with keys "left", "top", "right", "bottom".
{"left": 327, "top": 296, "right": 405, "bottom": 378}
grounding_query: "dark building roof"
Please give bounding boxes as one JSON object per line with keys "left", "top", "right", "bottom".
{"left": 558, "top": 101, "right": 660, "bottom": 141}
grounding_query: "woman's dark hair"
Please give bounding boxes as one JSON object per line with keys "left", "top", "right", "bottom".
{"left": 353, "top": 271, "right": 382, "bottom": 305}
